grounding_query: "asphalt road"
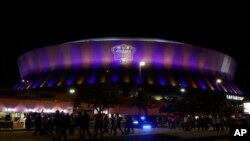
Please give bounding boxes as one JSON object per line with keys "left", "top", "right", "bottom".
{"left": 0, "top": 128, "right": 229, "bottom": 141}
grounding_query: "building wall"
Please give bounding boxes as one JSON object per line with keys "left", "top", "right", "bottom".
{"left": 0, "top": 98, "right": 73, "bottom": 113}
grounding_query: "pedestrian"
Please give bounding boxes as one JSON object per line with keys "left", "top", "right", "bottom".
{"left": 25, "top": 114, "right": 31, "bottom": 131}
{"left": 83, "top": 111, "right": 92, "bottom": 138}
{"left": 114, "top": 113, "right": 124, "bottom": 135}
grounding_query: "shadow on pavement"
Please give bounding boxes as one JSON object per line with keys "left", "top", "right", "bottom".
{"left": 67, "top": 134, "right": 229, "bottom": 141}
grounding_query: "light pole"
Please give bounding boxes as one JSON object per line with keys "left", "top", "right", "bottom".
{"left": 106, "top": 70, "right": 110, "bottom": 94}
{"left": 216, "top": 78, "right": 222, "bottom": 91}
{"left": 106, "top": 69, "right": 111, "bottom": 114}
{"left": 138, "top": 61, "right": 146, "bottom": 116}
{"left": 139, "top": 61, "right": 146, "bottom": 81}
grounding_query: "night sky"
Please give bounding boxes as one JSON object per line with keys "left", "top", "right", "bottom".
{"left": 1, "top": 7, "right": 249, "bottom": 96}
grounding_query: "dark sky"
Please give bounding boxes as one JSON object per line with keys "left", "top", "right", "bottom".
{"left": 1, "top": 6, "right": 249, "bottom": 96}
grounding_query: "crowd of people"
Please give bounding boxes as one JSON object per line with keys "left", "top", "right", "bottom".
{"left": 27, "top": 110, "right": 134, "bottom": 140}
{"left": 23, "top": 110, "right": 250, "bottom": 140}
{"left": 158, "top": 114, "right": 249, "bottom": 131}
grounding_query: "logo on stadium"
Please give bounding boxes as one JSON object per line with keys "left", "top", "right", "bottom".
{"left": 111, "top": 44, "right": 136, "bottom": 64}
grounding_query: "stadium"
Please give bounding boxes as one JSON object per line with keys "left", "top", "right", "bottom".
{"left": 0, "top": 38, "right": 244, "bottom": 121}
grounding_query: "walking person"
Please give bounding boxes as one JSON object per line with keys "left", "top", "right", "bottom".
{"left": 77, "top": 112, "right": 84, "bottom": 138}
{"left": 93, "top": 113, "right": 103, "bottom": 137}
{"left": 58, "top": 112, "right": 68, "bottom": 140}
{"left": 68, "top": 114, "right": 75, "bottom": 135}
{"left": 114, "top": 113, "right": 124, "bottom": 136}
{"left": 124, "top": 115, "right": 130, "bottom": 134}
{"left": 103, "top": 114, "right": 109, "bottom": 133}
{"left": 52, "top": 110, "right": 61, "bottom": 140}
{"left": 83, "top": 111, "right": 92, "bottom": 138}
{"left": 33, "top": 113, "right": 42, "bottom": 135}
{"left": 109, "top": 114, "right": 115, "bottom": 135}
{"left": 128, "top": 115, "right": 134, "bottom": 134}
{"left": 25, "top": 114, "right": 31, "bottom": 131}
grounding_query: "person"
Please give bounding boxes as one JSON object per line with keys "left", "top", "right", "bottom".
{"left": 128, "top": 115, "right": 134, "bottom": 134}
{"left": 25, "top": 114, "right": 31, "bottom": 131}
{"left": 103, "top": 114, "right": 109, "bottom": 133}
{"left": 124, "top": 115, "right": 130, "bottom": 134}
{"left": 58, "top": 112, "right": 68, "bottom": 140}
{"left": 33, "top": 113, "right": 42, "bottom": 135}
{"left": 77, "top": 112, "right": 84, "bottom": 138}
{"left": 109, "top": 114, "right": 115, "bottom": 135}
{"left": 52, "top": 110, "right": 61, "bottom": 140}
{"left": 83, "top": 111, "right": 92, "bottom": 138}
{"left": 93, "top": 113, "right": 103, "bottom": 137}
{"left": 114, "top": 113, "right": 124, "bottom": 135}
{"left": 68, "top": 114, "right": 75, "bottom": 135}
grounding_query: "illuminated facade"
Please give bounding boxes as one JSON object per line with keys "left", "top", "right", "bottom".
{"left": 0, "top": 38, "right": 244, "bottom": 117}
{"left": 15, "top": 38, "right": 242, "bottom": 95}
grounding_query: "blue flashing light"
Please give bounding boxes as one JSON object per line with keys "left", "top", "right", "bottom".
{"left": 142, "top": 125, "right": 152, "bottom": 129}
{"left": 140, "top": 116, "right": 145, "bottom": 120}
{"left": 133, "top": 121, "right": 139, "bottom": 124}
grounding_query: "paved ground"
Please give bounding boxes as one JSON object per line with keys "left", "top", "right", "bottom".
{"left": 0, "top": 128, "right": 229, "bottom": 141}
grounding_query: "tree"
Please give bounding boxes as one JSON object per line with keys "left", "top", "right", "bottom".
{"left": 180, "top": 92, "right": 228, "bottom": 115}
{"left": 128, "top": 86, "right": 157, "bottom": 116}
{"left": 73, "top": 85, "right": 124, "bottom": 114}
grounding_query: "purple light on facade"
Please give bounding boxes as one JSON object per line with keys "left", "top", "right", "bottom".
{"left": 54, "top": 46, "right": 64, "bottom": 70}
{"left": 179, "top": 75, "right": 188, "bottom": 88}
{"left": 189, "top": 47, "right": 199, "bottom": 72}
{"left": 88, "top": 74, "right": 96, "bottom": 84}
{"left": 111, "top": 73, "right": 119, "bottom": 83}
{"left": 66, "top": 74, "right": 75, "bottom": 86}
{"left": 153, "top": 42, "right": 164, "bottom": 66}
{"left": 47, "top": 73, "right": 59, "bottom": 87}
{"left": 223, "top": 81, "right": 233, "bottom": 93}
{"left": 16, "top": 38, "right": 240, "bottom": 95}
{"left": 70, "top": 43, "right": 82, "bottom": 69}
{"left": 20, "top": 83, "right": 28, "bottom": 90}
{"left": 32, "top": 76, "right": 44, "bottom": 89}
{"left": 47, "top": 79, "right": 55, "bottom": 87}
{"left": 132, "top": 41, "right": 143, "bottom": 65}
{"left": 40, "top": 48, "right": 50, "bottom": 72}
{"left": 172, "top": 44, "right": 183, "bottom": 70}
{"left": 91, "top": 41, "right": 102, "bottom": 67}
{"left": 195, "top": 76, "right": 207, "bottom": 90}
{"left": 234, "top": 85, "right": 243, "bottom": 95}
{"left": 135, "top": 76, "right": 142, "bottom": 84}
{"left": 158, "top": 77, "right": 167, "bottom": 86}
{"left": 210, "top": 79, "right": 222, "bottom": 92}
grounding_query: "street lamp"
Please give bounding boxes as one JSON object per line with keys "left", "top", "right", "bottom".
{"left": 180, "top": 88, "right": 186, "bottom": 93}
{"left": 106, "top": 69, "right": 110, "bottom": 84}
{"left": 69, "top": 88, "right": 76, "bottom": 95}
{"left": 216, "top": 78, "right": 222, "bottom": 84}
{"left": 139, "top": 61, "right": 146, "bottom": 80}
{"left": 179, "top": 84, "right": 186, "bottom": 93}
{"left": 106, "top": 69, "right": 111, "bottom": 96}
{"left": 215, "top": 78, "right": 223, "bottom": 92}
